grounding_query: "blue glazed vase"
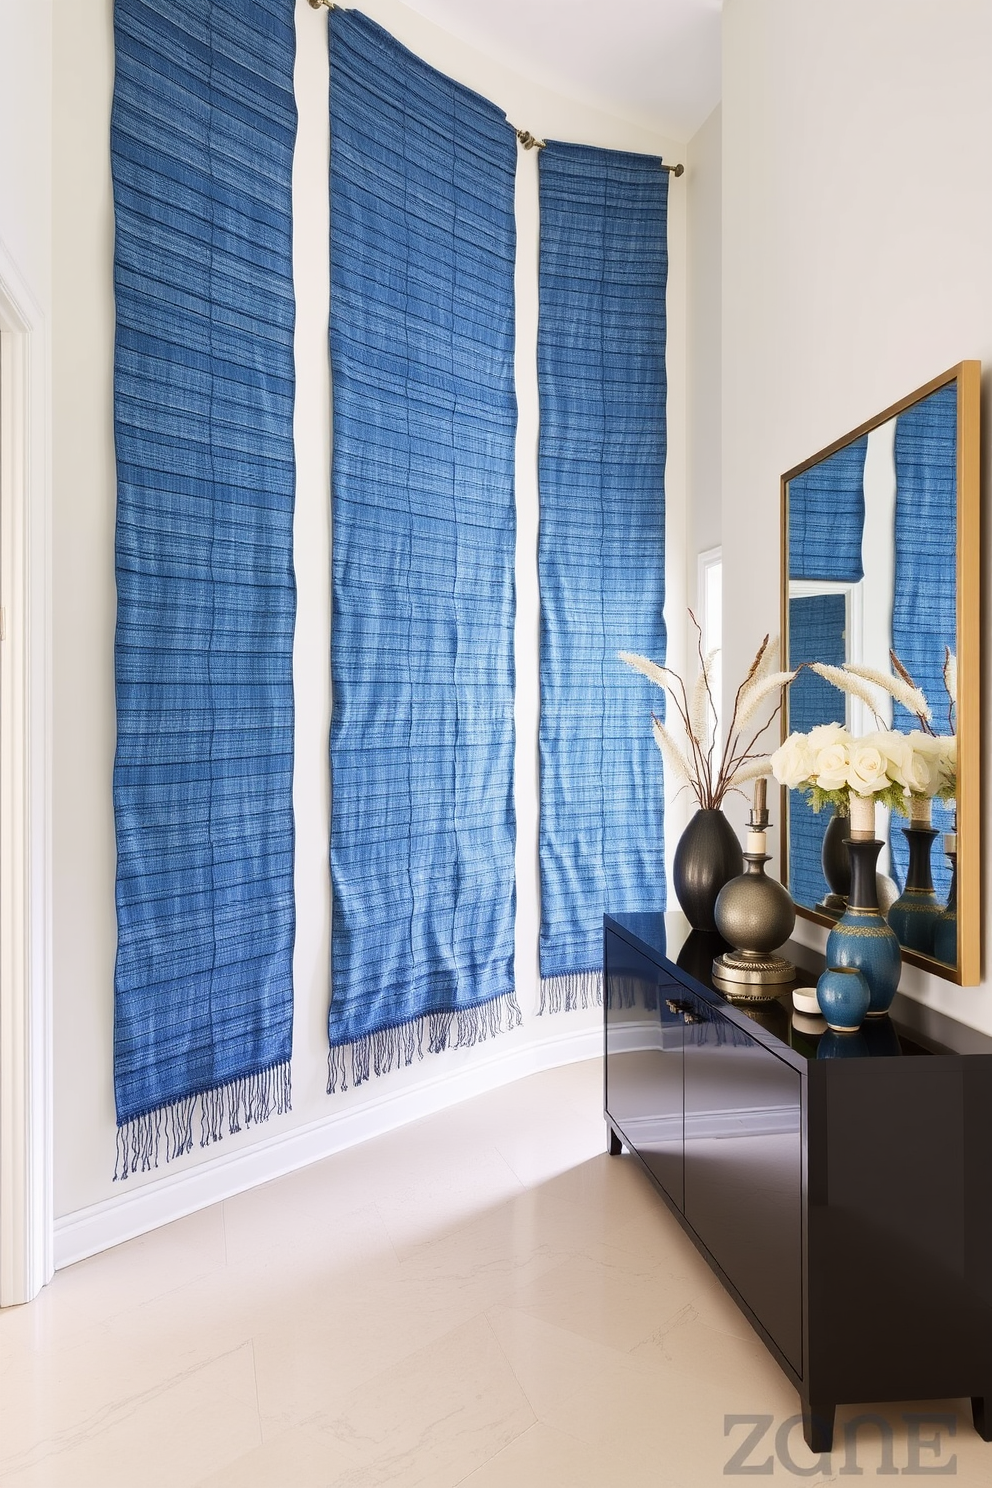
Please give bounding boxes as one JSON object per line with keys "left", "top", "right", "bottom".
{"left": 825, "top": 836, "right": 900, "bottom": 1017}
{"left": 817, "top": 1028, "right": 870, "bottom": 1059}
{"left": 816, "top": 966, "right": 870, "bottom": 1032}
{"left": 887, "top": 824, "right": 942, "bottom": 957}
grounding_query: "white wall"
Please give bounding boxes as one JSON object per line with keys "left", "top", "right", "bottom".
{"left": 0, "top": 0, "right": 52, "bottom": 305}
{"left": 686, "top": 103, "right": 722, "bottom": 617}
{"left": 50, "top": 0, "right": 687, "bottom": 1233}
{"left": 722, "top": 0, "right": 992, "bottom": 1018}
{"left": 0, "top": 0, "right": 54, "bottom": 1305}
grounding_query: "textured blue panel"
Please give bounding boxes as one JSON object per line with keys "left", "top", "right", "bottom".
{"left": 789, "top": 438, "right": 868, "bottom": 583}
{"left": 327, "top": 11, "right": 519, "bottom": 1086}
{"left": 537, "top": 142, "right": 668, "bottom": 1005}
{"left": 788, "top": 594, "right": 847, "bottom": 909}
{"left": 890, "top": 384, "right": 957, "bottom": 899}
{"left": 112, "top": 0, "right": 296, "bottom": 1169}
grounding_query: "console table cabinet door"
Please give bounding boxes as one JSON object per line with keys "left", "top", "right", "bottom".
{"left": 605, "top": 934, "right": 685, "bottom": 1210}
{"left": 682, "top": 996, "right": 803, "bottom": 1374}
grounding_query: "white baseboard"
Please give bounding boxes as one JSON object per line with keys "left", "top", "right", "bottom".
{"left": 54, "top": 1025, "right": 602, "bottom": 1270}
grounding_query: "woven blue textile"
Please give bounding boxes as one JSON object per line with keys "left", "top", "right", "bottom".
{"left": 890, "top": 384, "right": 957, "bottom": 899}
{"left": 787, "top": 594, "right": 847, "bottom": 908}
{"left": 788, "top": 437, "right": 868, "bottom": 583}
{"left": 327, "top": 11, "right": 520, "bottom": 1089}
{"left": 537, "top": 142, "right": 668, "bottom": 1011}
{"left": 112, "top": 0, "right": 296, "bottom": 1175}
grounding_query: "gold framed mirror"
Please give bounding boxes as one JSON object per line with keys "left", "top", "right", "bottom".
{"left": 780, "top": 362, "right": 980, "bottom": 985}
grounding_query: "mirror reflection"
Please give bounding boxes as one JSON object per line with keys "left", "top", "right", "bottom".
{"left": 782, "top": 369, "right": 974, "bottom": 981}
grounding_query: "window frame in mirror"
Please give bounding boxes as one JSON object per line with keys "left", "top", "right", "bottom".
{"left": 779, "top": 360, "right": 981, "bottom": 986}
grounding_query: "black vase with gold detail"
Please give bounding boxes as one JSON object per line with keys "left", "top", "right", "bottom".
{"left": 887, "top": 799, "right": 942, "bottom": 957}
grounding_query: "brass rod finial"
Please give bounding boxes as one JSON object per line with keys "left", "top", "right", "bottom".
{"left": 515, "top": 129, "right": 546, "bottom": 151}
{"left": 662, "top": 161, "right": 685, "bottom": 177}
{"left": 308, "top": 0, "right": 335, "bottom": 10}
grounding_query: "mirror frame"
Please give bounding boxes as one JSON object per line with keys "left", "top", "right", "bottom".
{"left": 779, "top": 361, "right": 981, "bottom": 986}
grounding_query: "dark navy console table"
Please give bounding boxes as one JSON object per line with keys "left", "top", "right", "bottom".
{"left": 604, "top": 911, "right": 992, "bottom": 1453}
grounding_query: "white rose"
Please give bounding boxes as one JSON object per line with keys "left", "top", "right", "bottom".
{"left": 770, "top": 732, "right": 815, "bottom": 790}
{"left": 812, "top": 741, "right": 850, "bottom": 793}
{"left": 807, "top": 722, "right": 848, "bottom": 751}
{"left": 866, "top": 730, "right": 914, "bottom": 794}
{"left": 906, "top": 730, "right": 954, "bottom": 792}
{"left": 847, "top": 738, "right": 891, "bottom": 796}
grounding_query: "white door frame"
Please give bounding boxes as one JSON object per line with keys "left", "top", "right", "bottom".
{"left": 0, "top": 242, "right": 53, "bottom": 1306}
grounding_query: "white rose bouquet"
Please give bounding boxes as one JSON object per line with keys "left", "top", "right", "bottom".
{"left": 771, "top": 724, "right": 941, "bottom": 815}
{"left": 771, "top": 649, "right": 957, "bottom": 816}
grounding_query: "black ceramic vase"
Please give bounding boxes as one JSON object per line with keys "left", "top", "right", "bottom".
{"left": 676, "top": 927, "right": 731, "bottom": 982}
{"left": 888, "top": 825, "right": 942, "bottom": 956}
{"left": 672, "top": 808, "right": 744, "bottom": 931}
{"left": 817, "top": 807, "right": 851, "bottom": 917}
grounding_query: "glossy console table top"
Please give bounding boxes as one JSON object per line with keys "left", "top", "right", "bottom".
{"left": 605, "top": 910, "right": 992, "bottom": 1067}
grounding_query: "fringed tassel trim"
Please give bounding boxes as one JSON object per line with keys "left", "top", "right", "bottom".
{"left": 539, "top": 970, "right": 603, "bottom": 1015}
{"left": 115, "top": 1058, "right": 292, "bottom": 1182}
{"left": 327, "top": 990, "right": 523, "bottom": 1094}
{"left": 605, "top": 974, "right": 647, "bottom": 1011}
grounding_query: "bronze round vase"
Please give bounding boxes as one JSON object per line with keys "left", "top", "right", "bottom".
{"left": 672, "top": 808, "right": 743, "bottom": 931}
{"left": 713, "top": 851, "right": 797, "bottom": 996}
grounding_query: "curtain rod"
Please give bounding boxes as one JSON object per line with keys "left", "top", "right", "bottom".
{"left": 308, "top": 3, "right": 684, "bottom": 176}
{"left": 516, "top": 129, "right": 683, "bottom": 175}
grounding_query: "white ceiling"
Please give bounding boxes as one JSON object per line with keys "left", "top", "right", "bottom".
{"left": 400, "top": 0, "right": 722, "bottom": 142}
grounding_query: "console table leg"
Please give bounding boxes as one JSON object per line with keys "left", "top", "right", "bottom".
{"left": 802, "top": 1399, "right": 835, "bottom": 1454}
{"left": 607, "top": 1124, "right": 623, "bottom": 1156}
{"left": 971, "top": 1394, "right": 992, "bottom": 1441}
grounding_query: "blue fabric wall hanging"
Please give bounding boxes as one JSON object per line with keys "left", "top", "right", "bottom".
{"left": 890, "top": 384, "right": 957, "bottom": 898}
{"left": 327, "top": 10, "right": 520, "bottom": 1089}
{"left": 788, "top": 437, "right": 868, "bottom": 584}
{"left": 537, "top": 141, "right": 668, "bottom": 1012}
{"left": 786, "top": 438, "right": 867, "bottom": 911}
{"left": 787, "top": 594, "right": 847, "bottom": 908}
{"left": 112, "top": 0, "right": 296, "bottom": 1176}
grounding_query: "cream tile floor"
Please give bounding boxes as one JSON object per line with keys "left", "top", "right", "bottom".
{"left": 0, "top": 1058, "right": 985, "bottom": 1485}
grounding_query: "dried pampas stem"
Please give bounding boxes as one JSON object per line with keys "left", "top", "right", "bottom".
{"left": 652, "top": 716, "right": 698, "bottom": 796}
{"left": 690, "top": 647, "right": 720, "bottom": 746}
{"left": 731, "top": 757, "right": 774, "bottom": 785}
{"left": 809, "top": 662, "right": 886, "bottom": 727}
{"left": 735, "top": 670, "right": 798, "bottom": 732}
{"left": 752, "top": 635, "right": 780, "bottom": 686}
{"left": 618, "top": 651, "right": 671, "bottom": 691}
{"left": 841, "top": 662, "right": 931, "bottom": 722}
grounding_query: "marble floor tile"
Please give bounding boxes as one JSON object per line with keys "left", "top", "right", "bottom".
{"left": 0, "top": 1340, "right": 260, "bottom": 1488}
{"left": 0, "top": 1205, "right": 228, "bottom": 1366}
{"left": 6, "top": 1058, "right": 991, "bottom": 1486}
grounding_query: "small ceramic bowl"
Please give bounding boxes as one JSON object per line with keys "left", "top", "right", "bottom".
{"left": 792, "top": 1010, "right": 827, "bottom": 1036}
{"left": 816, "top": 966, "right": 871, "bottom": 1033}
{"left": 791, "top": 987, "right": 821, "bottom": 1016}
